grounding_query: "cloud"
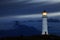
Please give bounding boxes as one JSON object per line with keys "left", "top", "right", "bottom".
{"left": 27, "top": 0, "right": 60, "bottom": 5}
{"left": 0, "top": 0, "right": 29, "bottom": 5}
{"left": 28, "top": 0, "right": 60, "bottom": 3}
{"left": 0, "top": 0, "right": 60, "bottom": 5}
{"left": 0, "top": 0, "right": 60, "bottom": 18}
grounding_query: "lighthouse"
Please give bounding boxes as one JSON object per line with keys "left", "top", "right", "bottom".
{"left": 42, "top": 10, "right": 48, "bottom": 35}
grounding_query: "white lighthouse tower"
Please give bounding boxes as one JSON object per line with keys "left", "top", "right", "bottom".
{"left": 42, "top": 10, "right": 48, "bottom": 35}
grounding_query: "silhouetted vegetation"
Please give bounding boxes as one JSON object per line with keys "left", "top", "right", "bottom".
{"left": 0, "top": 35, "right": 60, "bottom": 40}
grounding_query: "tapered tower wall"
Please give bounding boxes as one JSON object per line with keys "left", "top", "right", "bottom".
{"left": 42, "top": 11, "right": 48, "bottom": 35}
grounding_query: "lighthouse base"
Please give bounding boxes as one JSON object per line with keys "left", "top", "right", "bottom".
{"left": 42, "top": 31, "right": 48, "bottom": 35}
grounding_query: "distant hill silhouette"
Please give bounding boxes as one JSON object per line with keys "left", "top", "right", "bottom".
{"left": 47, "top": 19, "right": 60, "bottom": 22}
{"left": 0, "top": 22, "right": 41, "bottom": 38}
{"left": 24, "top": 19, "right": 60, "bottom": 22}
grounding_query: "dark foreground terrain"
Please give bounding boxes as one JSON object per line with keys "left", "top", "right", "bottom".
{"left": 0, "top": 35, "right": 60, "bottom": 40}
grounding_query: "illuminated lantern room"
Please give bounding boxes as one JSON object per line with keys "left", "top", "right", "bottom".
{"left": 42, "top": 10, "right": 47, "bottom": 16}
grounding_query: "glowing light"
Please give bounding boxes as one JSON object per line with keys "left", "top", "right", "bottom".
{"left": 43, "top": 12, "right": 47, "bottom": 16}
{"left": 0, "top": 12, "right": 60, "bottom": 19}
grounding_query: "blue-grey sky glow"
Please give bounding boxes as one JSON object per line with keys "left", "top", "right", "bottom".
{"left": 0, "top": 0, "right": 60, "bottom": 18}
{"left": 0, "top": 0, "right": 60, "bottom": 31}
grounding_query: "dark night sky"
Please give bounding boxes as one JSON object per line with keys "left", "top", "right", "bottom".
{"left": 0, "top": 0, "right": 60, "bottom": 17}
{"left": 0, "top": 0, "right": 60, "bottom": 34}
